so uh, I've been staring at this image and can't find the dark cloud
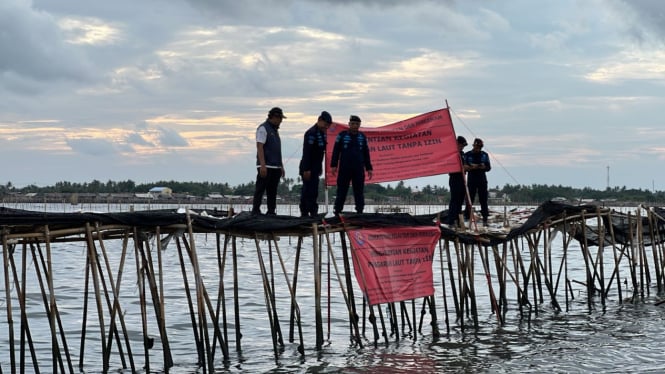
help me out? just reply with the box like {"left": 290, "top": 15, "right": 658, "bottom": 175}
{"left": 306, "top": 0, "right": 451, "bottom": 6}
{"left": 619, "top": 0, "right": 665, "bottom": 42}
{"left": 156, "top": 127, "right": 189, "bottom": 147}
{"left": 0, "top": 0, "right": 93, "bottom": 87}
{"left": 66, "top": 138, "right": 117, "bottom": 156}
{"left": 185, "top": 0, "right": 452, "bottom": 23}
{"left": 126, "top": 132, "right": 153, "bottom": 146}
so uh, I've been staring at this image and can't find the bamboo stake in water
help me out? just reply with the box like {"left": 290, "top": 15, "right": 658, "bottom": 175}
{"left": 321, "top": 224, "right": 363, "bottom": 347}
{"left": 288, "top": 236, "right": 303, "bottom": 344}
{"left": 85, "top": 223, "right": 108, "bottom": 368}
{"left": 132, "top": 227, "right": 150, "bottom": 372}
{"left": 2, "top": 234, "right": 16, "bottom": 372}
{"left": 272, "top": 233, "right": 305, "bottom": 354}
{"left": 29, "top": 241, "right": 69, "bottom": 372}
{"left": 312, "top": 223, "right": 324, "bottom": 349}
{"left": 103, "top": 231, "right": 136, "bottom": 372}
{"left": 437, "top": 240, "right": 451, "bottom": 336}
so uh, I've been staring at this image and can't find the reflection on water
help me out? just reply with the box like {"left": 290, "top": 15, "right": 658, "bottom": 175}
{"left": 1, "top": 204, "right": 665, "bottom": 373}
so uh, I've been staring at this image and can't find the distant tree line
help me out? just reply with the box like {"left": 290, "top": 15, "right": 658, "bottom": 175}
{"left": 1, "top": 179, "right": 664, "bottom": 204}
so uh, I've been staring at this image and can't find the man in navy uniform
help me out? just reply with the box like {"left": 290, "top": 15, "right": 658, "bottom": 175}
{"left": 464, "top": 138, "right": 491, "bottom": 225}
{"left": 330, "top": 115, "right": 373, "bottom": 215}
{"left": 299, "top": 111, "right": 332, "bottom": 217}
{"left": 445, "top": 135, "right": 468, "bottom": 226}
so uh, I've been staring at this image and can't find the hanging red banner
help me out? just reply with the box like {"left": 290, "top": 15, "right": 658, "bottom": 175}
{"left": 348, "top": 226, "right": 441, "bottom": 305}
{"left": 325, "top": 108, "right": 460, "bottom": 186}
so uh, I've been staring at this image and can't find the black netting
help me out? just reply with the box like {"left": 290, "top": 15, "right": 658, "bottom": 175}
{"left": 1, "top": 202, "right": 664, "bottom": 247}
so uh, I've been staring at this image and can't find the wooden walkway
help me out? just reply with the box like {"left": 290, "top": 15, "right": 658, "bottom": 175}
{"left": 0, "top": 202, "right": 664, "bottom": 372}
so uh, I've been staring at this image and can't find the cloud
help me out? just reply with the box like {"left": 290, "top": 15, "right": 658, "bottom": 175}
{"left": 0, "top": 0, "right": 93, "bottom": 86}
{"left": 617, "top": 0, "right": 665, "bottom": 43}
{"left": 58, "top": 17, "right": 122, "bottom": 45}
{"left": 125, "top": 132, "right": 153, "bottom": 146}
{"left": 66, "top": 137, "right": 118, "bottom": 156}
{"left": 156, "top": 126, "right": 189, "bottom": 147}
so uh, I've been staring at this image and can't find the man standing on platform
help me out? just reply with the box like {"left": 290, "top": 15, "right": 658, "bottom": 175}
{"left": 464, "top": 138, "right": 491, "bottom": 225}
{"left": 331, "top": 115, "right": 373, "bottom": 215}
{"left": 445, "top": 135, "right": 468, "bottom": 226}
{"left": 299, "top": 111, "right": 333, "bottom": 217}
{"left": 251, "top": 107, "right": 286, "bottom": 216}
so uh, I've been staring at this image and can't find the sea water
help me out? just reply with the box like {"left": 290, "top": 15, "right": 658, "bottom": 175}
{"left": 1, "top": 203, "right": 664, "bottom": 373}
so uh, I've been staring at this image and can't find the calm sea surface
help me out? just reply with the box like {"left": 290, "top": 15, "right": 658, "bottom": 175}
{"left": 1, "top": 203, "right": 665, "bottom": 373}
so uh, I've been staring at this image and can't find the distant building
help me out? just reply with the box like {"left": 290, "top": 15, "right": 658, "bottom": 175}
{"left": 135, "top": 193, "right": 154, "bottom": 200}
{"left": 149, "top": 187, "right": 173, "bottom": 198}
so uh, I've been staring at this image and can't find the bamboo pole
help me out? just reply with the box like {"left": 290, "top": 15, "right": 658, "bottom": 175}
{"left": 466, "top": 243, "right": 479, "bottom": 328}
{"left": 477, "top": 244, "right": 501, "bottom": 325}
{"left": 444, "top": 240, "right": 460, "bottom": 323}
{"left": 271, "top": 232, "right": 305, "bottom": 354}
{"left": 636, "top": 209, "right": 648, "bottom": 297}
{"left": 179, "top": 235, "right": 228, "bottom": 365}
{"left": 141, "top": 230, "right": 175, "bottom": 370}
{"left": 627, "top": 212, "right": 638, "bottom": 301}
{"left": 646, "top": 209, "right": 662, "bottom": 292}
{"left": 84, "top": 222, "right": 108, "bottom": 369}
{"left": 78, "top": 250, "right": 91, "bottom": 370}
{"left": 211, "top": 232, "right": 230, "bottom": 362}
{"left": 437, "top": 240, "right": 450, "bottom": 336}
{"left": 182, "top": 213, "right": 213, "bottom": 372}
{"left": 15, "top": 242, "right": 39, "bottom": 372}
{"left": 231, "top": 236, "right": 242, "bottom": 352}
{"left": 321, "top": 224, "right": 363, "bottom": 347}
{"left": 132, "top": 227, "right": 151, "bottom": 372}
{"left": 103, "top": 231, "right": 136, "bottom": 372}
{"left": 253, "top": 233, "right": 280, "bottom": 358}
{"left": 377, "top": 303, "right": 389, "bottom": 344}
{"left": 175, "top": 237, "right": 204, "bottom": 364}
{"left": 28, "top": 242, "right": 67, "bottom": 373}
{"left": 492, "top": 243, "right": 507, "bottom": 315}
{"left": 338, "top": 230, "right": 360, "bottom": 343}
{"left": 312, "top": 223, "right": 324, "bottom": 349}
{"left": 44, "top": 228, "right": 64, "bottom": 373}
{"left": 453, "top": 240, "right": 465, "bottom": 327}
{"left": 2, "top": 234, "right": 17, "bottom": 372}
{"left": 288, "top": 236, "right": 303, "bottom": 343}
{"left": 578, "top": 211, "right": 594, "bottom": 310}
{"left": 595, "top": 208, "right": 606, "bottom": 308}
{"left": 93, "top": 226, "right": 130, "bottom": 372}
{"left": 267, "top": 239, "right": 284, "bottom": 347}
{"left": 607, "top": 212, "right": 622, "bottom": 301}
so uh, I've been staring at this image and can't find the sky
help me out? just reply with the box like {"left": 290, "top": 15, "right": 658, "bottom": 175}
{"left": 2, "top": 0, "right": 665, "bottom": 192}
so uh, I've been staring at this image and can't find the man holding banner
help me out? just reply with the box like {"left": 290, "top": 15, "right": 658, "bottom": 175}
{"left": 330, "top": 115, "right": 373, "bottom": 215}
{"left": 444, "top": 135, "right": 469, "bottom": 226}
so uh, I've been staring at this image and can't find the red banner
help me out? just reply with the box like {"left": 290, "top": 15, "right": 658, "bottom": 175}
{"left": 325, "top": 108, "right": 460, "bottom": 186}
{"left": 348, "top": 226, "right": 441, "bottom": 305}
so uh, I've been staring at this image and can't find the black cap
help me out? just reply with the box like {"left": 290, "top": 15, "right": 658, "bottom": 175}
{"left": 457, "top": 136, "right": 468, "bottom": 146}
{"left": 349, "top": 115, "right": 361, "bottom": 123}
{"left": 268, "top": 107, "right": 286, "bottom": 119}
{"left": 319, "top": 111, "right": 332, "bottom": 124}
{"left": 473, "top": 138, "right": 483, "bottom": 146}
